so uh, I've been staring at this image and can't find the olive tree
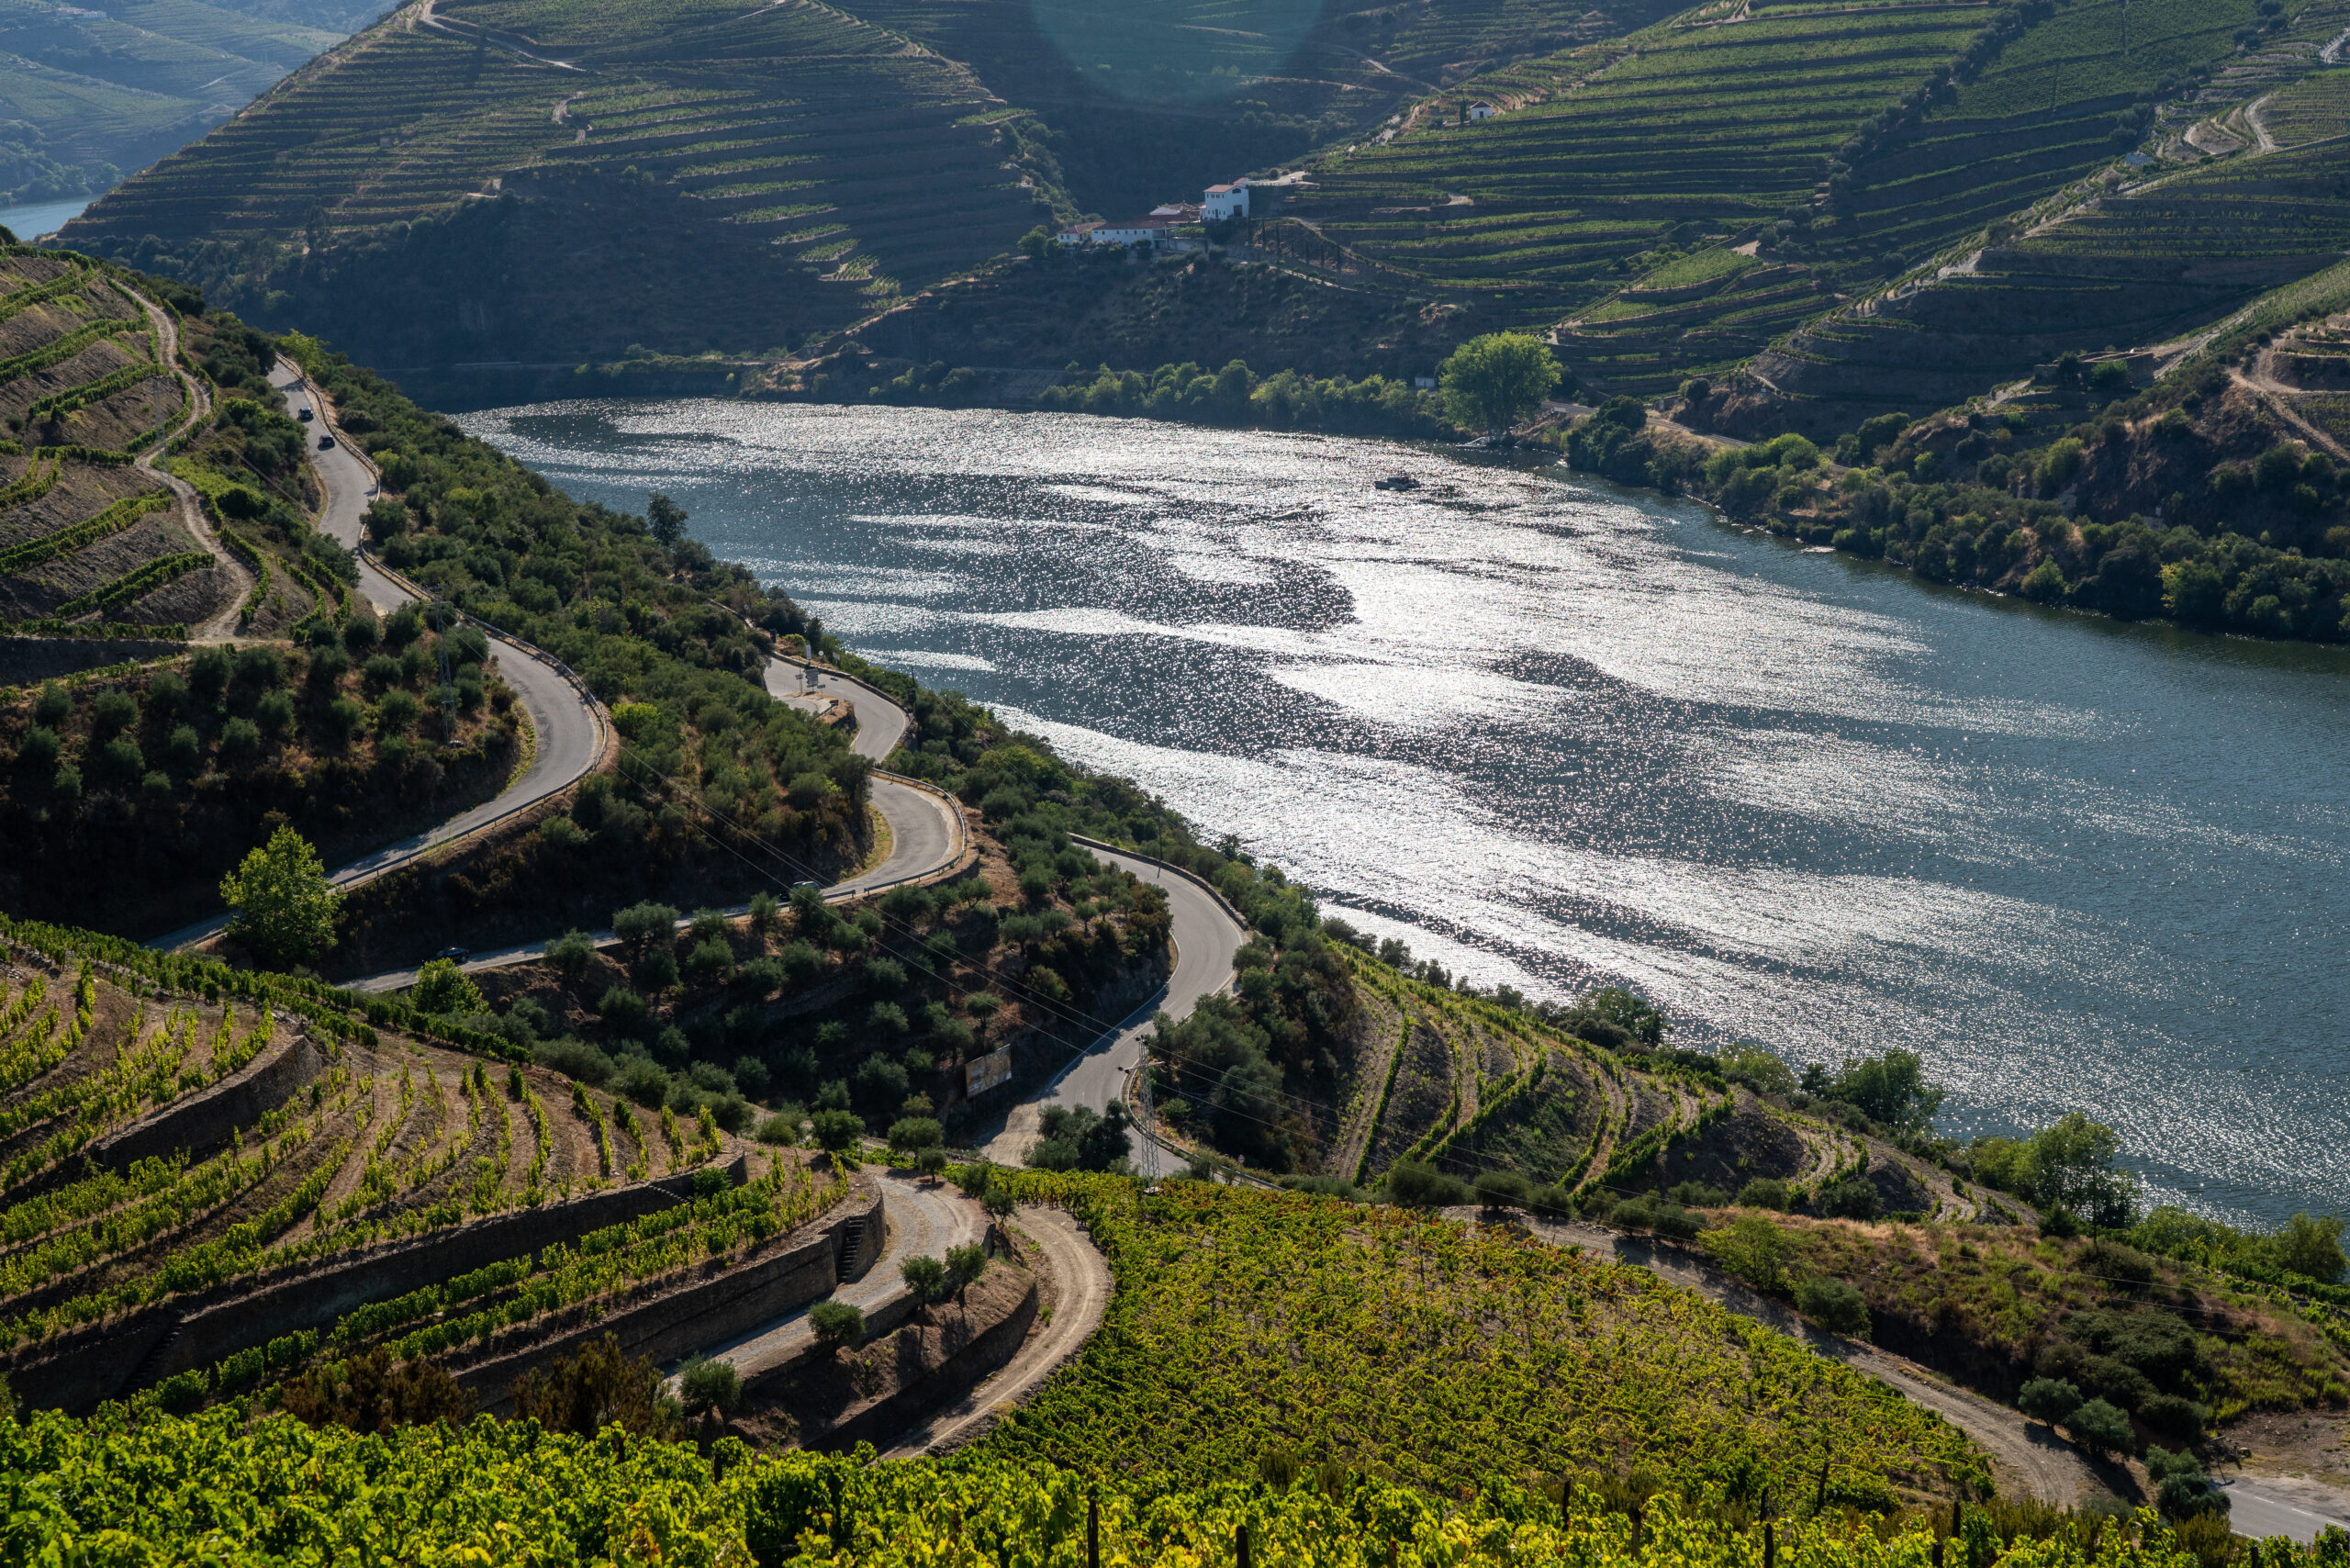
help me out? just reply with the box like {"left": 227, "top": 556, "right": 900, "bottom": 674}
{"left": 219, "top": 825, "right": 342, "bottom": 966}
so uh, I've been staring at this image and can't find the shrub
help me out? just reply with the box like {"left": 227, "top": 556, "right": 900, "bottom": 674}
{"left": 612, "top": 1054, "right": 668, "bottom": 1107}
{"left": 612, "top": 901, "right": 680, "bottom": 957}
{"left": 1795, "top": 1276, "right": 1869, "bottom": 1336}
{"left": 676, "top": 1354, "right": 741, "bottom": 1415}
{"left": 1474, "top": 1170, "right": 1531, "bottom": 1210}
{"left": 2066, "top": 1397, "right": 2134, "bottom": 1458}
{"left": 1818, "top": 1180, "right": 1879, "bottom": 1220}
{"left": 534, "top": 1036, "right": 614, "bottom": 1085}
{"left": 889, "top": 1116, "right": 945, "bottom": 1154}
{"left": 509, "top": 1334, "right": 678, "bottom": 1439}
{"left": 279, "top": 1347, "right": 474, "bottom": 1433}
{"left": 2139, "top": 1394, "right": 2209, "bottom": 1440}
{"left": 810, "top": 1108, "right": 863, "bottom": 1151}
{"left": 411, "top": 958, "right": 483, "bottom": 1017}
{"left": 1666, "top": 1181, "right": 1729, "bottom": 1209}
{"left": 1385, "top": 1159, "right": 1467, "bottom": 1207}
{"left": 682, "top": 938, "right": 734, "bottom": 987}
{"left": 598, "top": 987, "right": 650, "bottom": 1035}
{"left": 546, "top": 929, "right": 598, "bottom": 977}
{"left": 810, "top": 1299, "right": 864, "bottom": 1353}
{"left": 2018, "top": 1377, "right": 2083, "bottom": 1428}
{"left": 1737, "top": 1178, "right": 1791, "bottom": 1211}
{"left": 755, "top": 1111, "right": 803, "bottom": 1145}
{"left": 1701, "top": 1214, "right": 1793, "bottom": 1292}
{"left": 636, "top": 949, "right": 680, "bottom": 991}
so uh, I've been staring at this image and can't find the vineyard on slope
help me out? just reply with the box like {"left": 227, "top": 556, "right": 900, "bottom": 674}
{"left": 0, "top": 1408, "right": 2232, "bottom": 1567}
{"left": 976, "top": 1174, "right": 1990, "bottom": 1504}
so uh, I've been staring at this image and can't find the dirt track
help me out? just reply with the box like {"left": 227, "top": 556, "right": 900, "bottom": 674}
{"left": 881, "top": 1203, "right": 1113, "bottom": 1457}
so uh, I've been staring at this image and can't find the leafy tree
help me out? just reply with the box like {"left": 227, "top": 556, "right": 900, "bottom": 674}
{"left": 509, "top": 1334, "right": 679, "bottom": 1439}
{"left": 676, "top": 1354, "right": 741, "bottom": 1415}
{"left": 1701, "top": 1214, "right": 1793, "bottom": 1292}
{"left": 889, "top": 1115, "right": 945, "bottom": 1156}
{"left": 901, "top": 1254, "right": 949, "bottom": 1316}
{"left": 2147, "top": 1447, "right": 2229, "bottom": 1518}
{"left": 647, "top": 493, "right": 688, "bottom": 548}
{"left": 946, "top": 1241, "right": 990, "bottom": 1305}
{"left": 809, "top": 1299, "right": 864, "bottom": 1354}
{"left": 411, "top": 958, "right": 483, "bottom": 1017}
{"left": 1024, "top": 1103, "right": 1130, "bottom": 1171}
{"left": 2275, "top": 1212, "right": 2347, "bottom": 1283}
{"left": 1385, "top": 1159, "right": 1467, "bottom": 1207}
{"left": 612, "top": 902, "right": 679, "bottom": 958}
{"left": 2018, "top": 1377, "right": 2083, "bottom": 1428}
{"left": 1814, "top": 1049, "right": 1945, "bottom": 1136}
{"left": 1438, "top": 332, "right": 1561, "bottom": 436}
{"left": 1558, "top": 987, "right": 1666, "bottom": 1050}
{"left": 1818, "top": 1180, "right": 1880, "bottom": 1221}
{"left": 1794, "top": 1276, "right": 1869, "bottom": 1336}
{"left": 810, "top": 1108, "right": 863, "bottom": 1151}
{"left": 1474, "top": 1169, "right": 1531, "bottom": 1210}
{"left": 1737, "top": 1178, "right": 1791, "bottom": 1211}
{"left": 2066, "top": 1397, "right": 2134, "bottom": 1459}
{"left": 219, "top": 824, "right": 342, "bottom": 966}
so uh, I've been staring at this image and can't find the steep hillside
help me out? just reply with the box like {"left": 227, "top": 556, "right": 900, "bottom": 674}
{"left": 0, "top": 0, "right": 356, "bottom": 211}
{"left": 62, "top": 0, "right": 1051, "bottom": 366}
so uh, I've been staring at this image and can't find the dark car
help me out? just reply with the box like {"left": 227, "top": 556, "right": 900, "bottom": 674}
{"left": 297, "top": 408, "right": 313, "bottom": 423}
{"left": 318, "top": 434, "right": 335, "bottom": 450}
{"left": 431, "top": 946, "right": 470, "bottom": 964}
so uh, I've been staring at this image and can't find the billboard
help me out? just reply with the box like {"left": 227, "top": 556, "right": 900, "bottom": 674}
{"left": 966, "top": 1047, "right": 1013, "bottom": 1097}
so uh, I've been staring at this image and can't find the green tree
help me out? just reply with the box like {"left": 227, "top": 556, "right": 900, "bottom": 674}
{"left": 2066, "top": 1397, "right": 2134, "bottom": 1459}
{"left": 2018, "top": 1377, "right": 2083, "bottom": 1429}
{"left": 219, "top": 824, "right": 342, "bottom": 966}
{"left": 647, "top": 493, "right": 688, "bottom": 548}
{"left": 810, "top": 1108, "right": 863, "bottom": 1151}
{"left": 2275, "top": 1212, "right": 2347, "bottom": 1283}
{"left": 946, "top": 1241, "right": 990, "bottom": 1305}
{"left": 901, "top": 1254, "right": 949, "bottom": 1317}
{"left": 2025, "top": 1113, "right": 2137, "bottom": 1226}
{"left": 1794, "top": 1276, "right": 1869, "bottom": 1336}
{"left": 809, "top": 1299, "right": 863, "bottom": 1355}
{"left": 1438, "top": 332, "right": 1560, "bottom": 437}
{"left": 1818, "top": 1049, "right": 1945, "bottom": 1136}
{"left": 411, "top": 958, "right": 483, "bottom": 1017}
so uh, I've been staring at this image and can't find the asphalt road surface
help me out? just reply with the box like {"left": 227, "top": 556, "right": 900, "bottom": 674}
{"left": 975, "top": 845, "right": 1246, "bottom": 1177}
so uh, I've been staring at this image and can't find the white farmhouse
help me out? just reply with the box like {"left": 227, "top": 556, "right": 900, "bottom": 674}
{"left": 1467, "top": 100, "right": 1497, "bottom": 120}
{"left": 1203, "top": 182, "right": 1250, "bottom": 220}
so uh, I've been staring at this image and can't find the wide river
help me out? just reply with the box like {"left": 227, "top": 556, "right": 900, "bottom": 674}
{"left": 461, "top": 400, "right": 2350, "bottom": 1226}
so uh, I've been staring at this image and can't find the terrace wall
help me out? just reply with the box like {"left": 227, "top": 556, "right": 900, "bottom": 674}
{"left": 0, "top": 637, "right": 185, "bottom": 684}
{"left": 464, "top": 1185, "right": 883, "bottom": 1415}
{"left": 7, "top": 1154, "right": 753, "bottom": 1411}
{"left": 86, "top": 1027, "right": 323, "bottom": 1175}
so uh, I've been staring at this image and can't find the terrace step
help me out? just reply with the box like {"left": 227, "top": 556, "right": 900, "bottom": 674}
{"left": 833, "top": 1216, "right": 865, "bottom": 1281}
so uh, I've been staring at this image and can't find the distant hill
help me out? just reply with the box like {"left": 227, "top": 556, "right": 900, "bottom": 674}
{"left": 55, "top": 0, "right": 1653, "bottom": 371}
{"left": 0, "top": 0, "right": 362, "bottom": 211}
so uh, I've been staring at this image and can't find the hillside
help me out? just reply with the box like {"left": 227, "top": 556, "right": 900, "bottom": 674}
{"left": 56, "top": 0, "right": 1685, "bottom": 373}
{"left": 0, "top": 0, "right": 357, "bottom": 212}
{"left": 0, "top": 914, "right": 827, "bottom": 1417}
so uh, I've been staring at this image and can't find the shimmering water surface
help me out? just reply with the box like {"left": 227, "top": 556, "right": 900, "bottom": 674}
{"left": 459, "top": 400, "right": 2350, "bottom": 1226}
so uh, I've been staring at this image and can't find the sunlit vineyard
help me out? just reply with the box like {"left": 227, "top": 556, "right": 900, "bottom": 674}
{"left": 979, "top": 1175, "right": 1988, "bottom": 1504}
{"left": 0, "top": 920, "right": 841, "bottom": 1413}
{"left": 0, "top": 1408, "right": 2228, "bottom": 1566}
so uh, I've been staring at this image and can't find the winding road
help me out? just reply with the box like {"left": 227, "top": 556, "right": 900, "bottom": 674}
{"left": 146, "top": 368, "right": 616, "bottom": 952}
{"left": 975, "top": 839, "right": 1247, "bottom": 1178}
{"left": 133, "top": 293, "right": 249, "bottom": 643}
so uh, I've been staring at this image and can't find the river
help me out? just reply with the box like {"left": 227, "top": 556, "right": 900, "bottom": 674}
{"left": 458, "top": 399, "right": 2350, "bottom": 1227}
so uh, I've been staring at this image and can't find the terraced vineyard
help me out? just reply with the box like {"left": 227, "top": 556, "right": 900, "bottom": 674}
{"left": 1275, "top": 0, "right": 2003, "bottom": 389}
{"left": 984, "top": 1173, "right": 1989, "bottom": 1503}
{"left": 0, "top": 916, "right": 849, "bottom": 1416}
{"left": 1757, "top": 133, "right": 2350, "bottom": 420}
{"left": 63, "top": 0, "right": 1058, "bottom": 367}
{"left": 0, "top": 248, "right": 240, "bottom": 638}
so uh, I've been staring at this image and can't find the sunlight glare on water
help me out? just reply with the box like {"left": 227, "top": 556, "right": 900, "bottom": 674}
{"left": 459, "top": 399, "right": 2350, "bottom": 1226}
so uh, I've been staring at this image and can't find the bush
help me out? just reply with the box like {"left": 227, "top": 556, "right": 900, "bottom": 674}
{"left": 809, "top": 1300, "right": 864, "bottom": 1353}
{"left": 546, "top": 928, "right": 598, "bottom": 977}
{"left": 682, "top": 938, "right": 734, "bottom": 987}
{"left": 755, "top": 1110, "right": 804, "bottom": 1145}
{"left": 676, "top": 1354, "right": 741, "bottom": 1415}
{"left": 598, "top": 987, "right": 650, "bottom": 1035}
{"left": 410, "top": 958, "right": 483, "bottom": 1017}
{"left": 612, "top": 1054, "right": 668, "bottom": 1107}
{"left": 1385, "top": 1159, "right": 1468, "bottom": 1207}
{"left": 1818, "top": 1180, "right": 1879, "bottom": 1220}
{"left": 1666, "top": 1181, "right": 1730, "bottom": 1209}
{"left": 1474, "top": 1170, "right": 1532, "bottom": 1210}
{"left": 1795, "top": 1276, "right": 1870, "bottom": 1336}
{"left": 509, "top": 1334, "right": 677, "bottom": 1439}
{"left": 2018, "top": 1377, "right": 2084, "bottom": 1428}
{"left": 2140, "top": 1394, "right": 2210, "bottom": 1440}
{"left": 2066, "top": 1397, "right": 2135, "bottom": 1458}
{"left": 1737, "top": 1178, "right": 1791, "bottom": 1211}
{"left": 810, "top": 1108, "right": 864, "bottom": 1151}
{"left": 889, "top": 1116, "right": 945, "bottom": 1154}
{"left": 612, "top": 901, "right": 680, "bottom": 957}
{"left": 534, "top": 1036, "right": 614, "bottom": 1085}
